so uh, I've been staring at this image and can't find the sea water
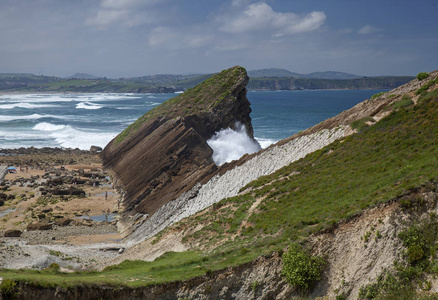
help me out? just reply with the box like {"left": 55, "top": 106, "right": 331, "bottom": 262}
{"left": 0, "top": 90, "right": 386, "bottom": 150}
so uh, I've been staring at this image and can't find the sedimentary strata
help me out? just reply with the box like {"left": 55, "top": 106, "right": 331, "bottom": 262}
{"left": 102, "top": 66, "right": 256, "bottom": 231}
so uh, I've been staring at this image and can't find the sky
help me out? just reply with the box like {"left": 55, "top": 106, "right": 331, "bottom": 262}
{"left": 1, "top": 0, "right": 437, "bottom": 78}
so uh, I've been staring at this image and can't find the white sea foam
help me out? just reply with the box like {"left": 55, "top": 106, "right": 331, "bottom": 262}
{"left": 76, "top": 102, "right": 103, "bottom": 110}
{"left": 0, "top": 102, "right": 59, "bottom": 109}
{"left": 48, "top": 126, "right": 116, "bottom": 149}
{"left": 145, "top": 101, "right": 161, "bottom": 106}
{"left": 0, "top": 114, "right": 58, "bottom": 122}
{"left": 256, "top": 137, "right": 277, "bottom": 149}
{"left": 33, "top": 122, "right": 66, "bottom": 131}
{"left": 207, "top": 122, "right": 261, "bottom": 166}
{"left": 79, "top": 93, "right": 140, "bottom": 102}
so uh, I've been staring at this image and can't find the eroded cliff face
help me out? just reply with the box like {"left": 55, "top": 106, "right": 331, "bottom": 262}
{"left": 101, "top": 66, "right": 254, "bottom": 228}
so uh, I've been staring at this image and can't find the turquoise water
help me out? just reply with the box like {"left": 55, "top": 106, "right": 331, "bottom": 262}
{"left": 0, "top": 90, "right": 386, "bottom": 149}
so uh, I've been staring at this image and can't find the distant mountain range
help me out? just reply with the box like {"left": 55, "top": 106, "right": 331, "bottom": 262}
{"left": 247, "top": 68, "right": 361, "bottom": 79}
{"left": 67, "top": 69, "right": 364, "bottom": 80}
{"left": 0, "top": 69, "right": 414, "bottom": 93}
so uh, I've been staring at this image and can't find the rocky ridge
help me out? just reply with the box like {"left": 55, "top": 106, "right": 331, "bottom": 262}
{"left": 101, "top": 66, "right": 255, "bottom": 235}
{"left": 125, "top": 126, "right": 347, "bottom": 244}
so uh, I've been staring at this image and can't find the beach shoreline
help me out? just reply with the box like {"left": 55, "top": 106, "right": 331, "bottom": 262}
{"left": 0, "top": 147, "right": 123, "bottom": 270}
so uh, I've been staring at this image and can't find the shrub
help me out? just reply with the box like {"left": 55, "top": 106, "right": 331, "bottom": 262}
{"left": 281, "top": 244, "right": 325, "bottom": 291}
{"left": 392, "top": 95, "right": 414, "bottom": 110}
{"left": 350, "top": 117, "right": 375, "bottom": 132}
{"left": 45, "top": 263, "right": 60, "bottom": 272}
{"left": 0, "top": 279, "right": 18, "bottom": 299}
{"left": 417, "top": 72, "right": 430, "bottom": 81}
{"left": 371, "top": 92, "right": 386, "bottom": 99}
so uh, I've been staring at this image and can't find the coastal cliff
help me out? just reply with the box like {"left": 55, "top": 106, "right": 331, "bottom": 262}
{"left": 2, "top": 69, "right": 438, "bottom": 300}
{"left": 101, "top": 66, "right": 255, "bottom": 233}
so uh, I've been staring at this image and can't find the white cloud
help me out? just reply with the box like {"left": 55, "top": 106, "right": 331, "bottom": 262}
{"left": 219, "top": 2, "right": 326, "bottom": 36}
{"left": 358, "top": 25, "right": 380, "bottom": 34}
{"left": 230, "top": 0, "right": 252, "bottom": 7}
{"left": 86, "top": 0, "right": 165, "bottom": 28}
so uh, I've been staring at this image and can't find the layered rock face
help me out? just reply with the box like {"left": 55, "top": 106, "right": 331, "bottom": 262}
{"left": 101, "top": 66, "right": 254, "bottom": 222}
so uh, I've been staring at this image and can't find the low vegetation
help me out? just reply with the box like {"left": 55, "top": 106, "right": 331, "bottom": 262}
{"left": 114, "top": 66, "right": 247, "bottom": 144}
{"left": 359, "top": 213, "right": 438, "bottom": 299}
{"left": 282, "top": 244, "right": 325, "bottom": 291}
{"left": 1, "top": 78, "right": 437, "bottom": 296}
{"left": 417, "top": 72, "right": 430, "bottom": 81}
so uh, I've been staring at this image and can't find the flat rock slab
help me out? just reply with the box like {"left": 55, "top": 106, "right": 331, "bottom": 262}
{"left": 4, "top": 229, "right": 22, "bottom": 237}
{"left": 27, "top": 222, "right": 53, "bottom": 231}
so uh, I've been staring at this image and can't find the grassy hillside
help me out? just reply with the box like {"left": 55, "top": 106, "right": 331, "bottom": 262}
{"left": 1, "top": 77, "right": 438, "bottom": 294}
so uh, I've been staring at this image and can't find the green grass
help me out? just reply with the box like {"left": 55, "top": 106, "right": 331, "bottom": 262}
{"left": 113, "top": 66, "right": 247, "bottom": 144}
{"left": 392, "top": 95, "right": 414, "bottom": 110}
{"left": 1, "top": 85, "right": 438, "bottom": 291}
{"left": 241, "top": 90, "right": 438, "bottom": 242}
{"left": 351, "top": 116, "right": 375, "bottom": 131}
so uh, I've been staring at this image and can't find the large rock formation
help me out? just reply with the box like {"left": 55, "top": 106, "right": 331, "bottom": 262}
{"left": 101, "top": 66, "right": 254, "bottom": 223}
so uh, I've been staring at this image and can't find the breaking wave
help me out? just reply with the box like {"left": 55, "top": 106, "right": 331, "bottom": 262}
{"left": 76, "top": 102, "right": 103, "bottom": 110}
{"left": 207, "top": 122, "right": 261, "bottom": 166}
{"left": 33, "top": 122, "right": 66, "bottom": 131}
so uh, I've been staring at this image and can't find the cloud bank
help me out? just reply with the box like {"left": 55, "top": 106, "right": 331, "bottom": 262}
{"left": 218, "top": 2, "right": 326, "bottom": 37}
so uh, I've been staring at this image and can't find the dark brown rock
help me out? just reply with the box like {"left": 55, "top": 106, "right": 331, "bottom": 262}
{"left": 90, "top": 145, "right": 103, "bottom": 153}
{"left": 55, "top": 218, "right": 72, "bottom": 226}
{"left": 102, "top": 66, "right": 255, "bottom": 218}
{"left": 4, "top": 229, "right": 22, "bottom": 237}
{"left": 27, "top": 222, "right": 53, "bottom": 231}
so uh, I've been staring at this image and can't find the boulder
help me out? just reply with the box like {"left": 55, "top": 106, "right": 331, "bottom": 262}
{"left": 90, "top": 145, "right": 103, "bottom": 153}
{"left": 27, "top": 222, "right": 53, "bottom": 231}
{"left": 4, "top": 229, "right": 22, "bottom": 237}
{"left": 102, "top": 66, "right": 256, "bottom": 220}
{"left": 55, "top": 218, "right": 72, "bottom": 226}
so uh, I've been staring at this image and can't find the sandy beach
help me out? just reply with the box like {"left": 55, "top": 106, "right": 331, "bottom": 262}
{"left": 0, "top": 148, "right": 124, "bottom": 270}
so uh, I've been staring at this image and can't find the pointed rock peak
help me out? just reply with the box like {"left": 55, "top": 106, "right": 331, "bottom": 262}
{"left": 101, "top": 66, "right": 256, "bottom": 233}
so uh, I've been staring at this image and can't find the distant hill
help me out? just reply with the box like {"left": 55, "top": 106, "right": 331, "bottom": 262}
{"left": 247, "top": 68, "right": 299, "bottom": 78}
{"left": 66, "top": 73, "right": 100, "bottom": 79}
{"left": 304, "top": 71, "right": 361, "bottom": 79}
{"left": 248, "top": 68, "right": 361, "bottom": 79}
{"left": 0, "top": 69, "right": 414, "bottom": 93}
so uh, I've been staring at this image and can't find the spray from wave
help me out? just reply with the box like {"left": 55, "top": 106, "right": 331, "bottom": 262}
{"left": 207, "top": 122, "right": 262, "bottom": 166}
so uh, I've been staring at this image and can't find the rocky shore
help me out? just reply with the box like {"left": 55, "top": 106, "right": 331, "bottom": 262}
{"left": 0, "top": 147, "right": 124, "bottom": 270}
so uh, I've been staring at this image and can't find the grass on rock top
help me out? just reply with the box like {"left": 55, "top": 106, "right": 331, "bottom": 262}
{"left": 114, "top": 66, "right": 247, "bottom": 144}
{"left": 1, "top": 85, "right": 438, "bottom": 288}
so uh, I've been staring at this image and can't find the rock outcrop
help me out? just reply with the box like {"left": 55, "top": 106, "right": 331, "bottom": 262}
{"left": 101, "top": 66, "right": 255, "bottom": 230}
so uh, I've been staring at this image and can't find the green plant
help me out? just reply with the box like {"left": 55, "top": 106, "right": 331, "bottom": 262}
{"left": 392, "top": 95, "right": 413, "bottom": 110}
{"left": 371, "top": 92, "right": 386, "bottom": 99}
{"left": 45, "top": 263, "right": 60, "bottom": 272}
{"left": 336, "top": 294, "right": 347, "bottom": 300}
{"left": 251, "top": 280, "right": 259, "bottom": 292}
{"left": 417, "top": 72, "right": 430, "bottom": 81}
{"left": 0, "top": 279, "right": 18, "bottom": 299}
{"left": 416, "top": 77, "right": 438, "bottom": 95}
{"left": 350, "top": 116, "right": 375, "bottom": 132}
{"left": 281, "top": 244, "right": 325, "bottom": 291}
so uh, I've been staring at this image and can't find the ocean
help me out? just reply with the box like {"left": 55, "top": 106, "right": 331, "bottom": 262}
{"left": 0, "top": 90, "right": 386, "bottom": 150}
